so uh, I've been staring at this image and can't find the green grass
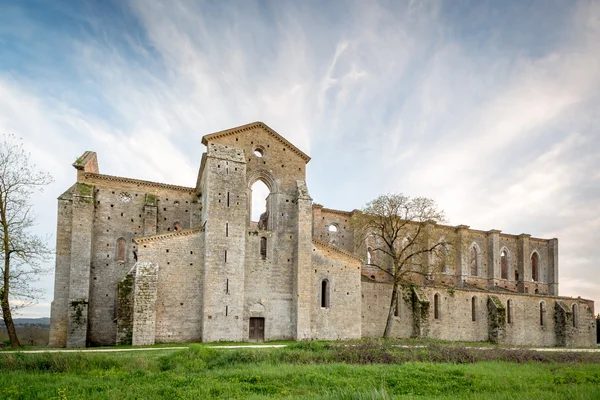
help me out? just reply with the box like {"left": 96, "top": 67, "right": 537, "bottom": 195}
{"left": 1, "top": 341, "right": 600, "bottom": 399}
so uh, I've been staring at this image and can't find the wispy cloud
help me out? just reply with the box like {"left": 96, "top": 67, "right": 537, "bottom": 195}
{"left": 0, "top": 0, "right": 598, "bottom": 316}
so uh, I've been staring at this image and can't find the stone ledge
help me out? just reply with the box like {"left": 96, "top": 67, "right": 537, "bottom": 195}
{"left": 134, "top": 228, "right": 203, "bottom": 244}
{"left": 312, "top": 238, "right": 363, "bottom": 263}
{"left": 83, "top": 173, "right": 196, "bottom": 193}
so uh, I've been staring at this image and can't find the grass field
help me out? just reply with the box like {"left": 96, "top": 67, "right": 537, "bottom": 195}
{"left": 1, "top": 340, "right": 600, "bottom": 399}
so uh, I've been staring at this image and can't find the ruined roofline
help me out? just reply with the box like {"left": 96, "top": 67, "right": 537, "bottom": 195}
{"left": 82, "top": 172, "right": 196, "bottom": 193}
{"left": 317, "top": 204, "right": 552, "bottom": 242}
{"left": 313, "top": 204, "right": 355, "bottom": 217}
{"left": 312, "top": 238, "right": 364, "bottom": 263}
{"left": 134, "top": 227, "right": 203, "bottom": 244}
{"left": 201, "top": 121, "right": 311, "bottom": 163}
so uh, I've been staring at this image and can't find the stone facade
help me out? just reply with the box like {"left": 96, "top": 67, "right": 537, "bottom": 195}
{"left": 49, "top": 122, "right": 596, "bottom": 347}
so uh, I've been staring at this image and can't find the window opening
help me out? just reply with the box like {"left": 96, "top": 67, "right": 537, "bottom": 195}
{"left": 226, "top": 223, "right": 229, "bottom": 237}
{"left": 394, "top": 295, "right": 400, "bottom": 317}
{"left": 367, "top": 247, "right": 373, "bottom": 264}
{"left": 470, "top": 245, "right": 479, "bottom": 276}
{"left": 260, "top": 237, "right": 267, "bottom": 259}
{"left": 572, "top": 303, "right": 578, "bottom": 328}
{"left": 471, "top": 297, "right": 477, "bottom": 321}
{"left": 254, "top": 148, "right": 264, "bottom": 157}
{"left": 328, "top": 224, "right": 338, "bottom": 233}
{"left": 540, "top": 301, "right": 546, "bottom": 326}
{"left": 117, "top": 238, "right": 126, "bottom": 262}
{"left": 227, "top": 192, "right": 230, "bottom": 207}
{"left": 226, "top": 306, "right": 228, "bottom": 316}
{"left": 500, "top": 249, "right": 508, "bottom": 279}
{"left": 531, "top": 252, "right": 539, "bottom": 282}
{"left": 507, "top": 300, "right": 513, "bottom": 324}
{"left": 224, "top": 250, "right": 227, "bottom": 263}
{"left": 226, "top": 279, "right": 229, "bottom": 294}
{"left": 321, "top": 280, "right": 330, "bottom": 308}
{"left": 251, "top": 180, "right": 270, "bottom": 223}
{"left": 434, "top": 294, "right": 441, "bottom": 319}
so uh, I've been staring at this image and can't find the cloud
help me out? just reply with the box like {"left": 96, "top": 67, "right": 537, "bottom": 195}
{"left": 0, "top": 0, "right": 599, "bottom": 318}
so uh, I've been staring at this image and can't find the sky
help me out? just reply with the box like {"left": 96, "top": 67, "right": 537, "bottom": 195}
{"left": 0, "top": 0, "right": 598, "bottom": 318}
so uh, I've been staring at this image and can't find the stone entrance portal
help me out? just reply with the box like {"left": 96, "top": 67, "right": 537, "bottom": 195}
{"left": 249, "top": 317, "right": 265, "bottom": 341}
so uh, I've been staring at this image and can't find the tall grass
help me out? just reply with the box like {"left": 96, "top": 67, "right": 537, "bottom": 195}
{"left": 1, "top": 340, "right": 600, "bottom": 399}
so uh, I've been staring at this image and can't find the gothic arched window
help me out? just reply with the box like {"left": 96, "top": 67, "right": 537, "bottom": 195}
{"left": 470, "top": 244, "right": 479, "bottom": 276}
{"left": 531, "top": 252, "right": 539, "bottom": 282}
{"left": 500, "top": 249, "right": 508, "bottom": 280}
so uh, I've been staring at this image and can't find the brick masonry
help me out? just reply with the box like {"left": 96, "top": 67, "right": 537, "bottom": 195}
{"left": 49, "top": 122, "right": 596, "bottom": 347}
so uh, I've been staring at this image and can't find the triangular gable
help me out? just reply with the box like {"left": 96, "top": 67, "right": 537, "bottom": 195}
{"left": 201, "top": 121, "right": 311, "bottom": 163}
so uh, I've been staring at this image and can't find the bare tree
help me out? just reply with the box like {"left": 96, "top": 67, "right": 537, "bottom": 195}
{"left": 0, "top": 135, "right": 53, "bottom": 347}
{"left": 353, "top": 193, "right": 447, "bottom": 338}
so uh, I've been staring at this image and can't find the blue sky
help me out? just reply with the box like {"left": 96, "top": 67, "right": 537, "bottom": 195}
{"left": 1, "top": 0, "right": 599, "bottom": 318}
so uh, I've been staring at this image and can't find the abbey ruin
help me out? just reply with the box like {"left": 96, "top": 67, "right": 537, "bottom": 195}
{"left": 49, "top": 122, "right": 596, "bottom": 347}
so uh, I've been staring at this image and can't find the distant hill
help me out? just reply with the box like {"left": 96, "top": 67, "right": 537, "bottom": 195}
{"left": 1, "top": 317, "right": 50, "bottom": 326}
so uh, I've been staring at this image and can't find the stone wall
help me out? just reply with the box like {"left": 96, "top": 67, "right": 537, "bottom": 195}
{"left": 310, "top": 241, "right": 362, "bottom": 340}
{"left": 312, "top": 206, "right": 354, "bottom": 254}
{"left": 361, "top": 282, "right": 595, "bottom": 346}
{"left": 135, "top": 230, "right": 204, "bottom": 343}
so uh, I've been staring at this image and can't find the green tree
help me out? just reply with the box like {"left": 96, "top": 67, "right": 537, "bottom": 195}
{"left": 353, "top": 193, "right": 448, "bottom": 338}
{"left": 0, "top": 135, "right": 53, "bottom": 347}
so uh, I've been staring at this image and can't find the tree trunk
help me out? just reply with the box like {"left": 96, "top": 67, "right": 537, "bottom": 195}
{"left": 383, "top": 282, "right": 399, "bottom": 338}
{"left": 2, "top": 244, "right": 20, "bottom": 347}
{"left": 1, "top": 289, "right": 20, "bottom": 348}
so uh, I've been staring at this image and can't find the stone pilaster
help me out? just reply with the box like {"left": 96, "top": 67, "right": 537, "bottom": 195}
{"left": 455, "top": 225, "right": 470, "bottom": 285}
{"left": 548, "top": 239, "right": 559, "bottom": 295}
{"left": 143, "top": 194, "right": 157, "bottom": 236}
{"left": 48, "top": 192, "right": 73, "bottom": 347}
{"left": 132, "top": 262, "right": 158, "bottom": 346}
{"left": 517, "top": 234, "right": 530, "bottom": 293}
{"left": 487, "top": 230, "right": 501, "bottom": 288}
{"left": 294, "top": 180, "right": 313, "bottom": 340}
{"left": 66, "top": 183, "right": 94, "bottom": 348}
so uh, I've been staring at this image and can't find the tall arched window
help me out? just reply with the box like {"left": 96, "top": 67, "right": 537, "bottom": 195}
{"left": 572, "top": 303, "right": 578, "bottom": 328}
{"left": 500, "top": 249, "right": 508, "bottom": 280}
{"left": 321, "top": 280, "right": 330, "bottom": 308}
{"left": 260, "top": 237, "right": 267, "bottom": 259}
{"left": 507, "top": 300, "right": 513, "bottom": 324}
{"left": 251, "top": 179, "right": 270, "bottom": 223}
{"left": 434, "top": 293, "right": 441, "bottom": 320}
{"left": 539, "top": 301, "right": 546, "bottom": 327}
{"left": 471, "top": 296, "right": 477, "bottom": 322}
{"left": 531, "top": 252, "right": 539, "bottom": 282}
{"left": 470, "top": 244, "right": 479, "bottom": 276}
{"left": 367, "top": 247, "right": 374, "bottom": 265}
{"left": 439, "top": 244, "right": 449, "bottom": 273}
{"left": 117, "top": 237, "right": 126, "bottom": 262}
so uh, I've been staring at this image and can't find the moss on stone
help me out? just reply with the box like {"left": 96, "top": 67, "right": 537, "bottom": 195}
{"left": 76, "top": 182, "right": 93, "bottom": 197}
{"left": 145, "top": 193, "right": 157, "bottom": 206}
